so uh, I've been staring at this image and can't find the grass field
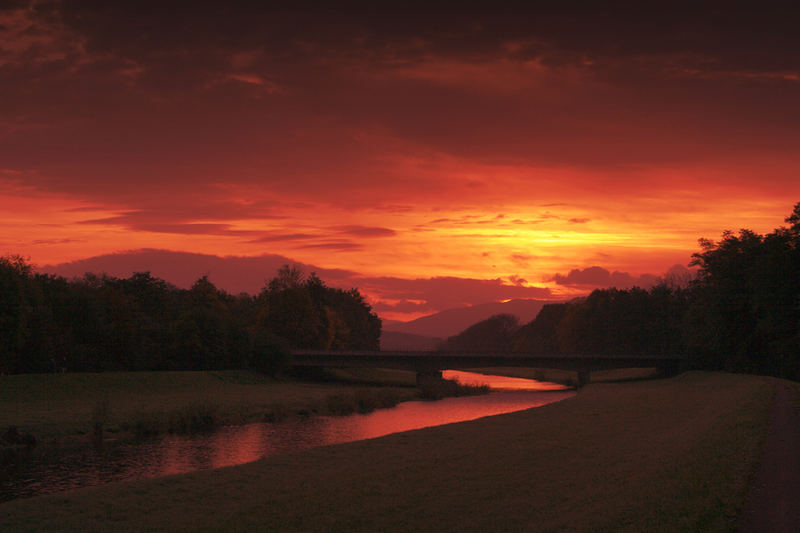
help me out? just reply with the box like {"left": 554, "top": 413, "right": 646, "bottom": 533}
{"left": 0, "top": 369, "right": 419, "bottom": 441}
{"left": 0, "top": 372, "right": 774, "bottom": 531}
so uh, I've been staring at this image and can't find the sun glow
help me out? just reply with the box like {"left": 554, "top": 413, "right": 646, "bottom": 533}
{"left": 2, "top": 3, "right": 799, "bottom": 320}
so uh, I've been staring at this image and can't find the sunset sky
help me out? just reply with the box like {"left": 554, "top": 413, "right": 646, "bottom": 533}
{"left": 2, "top": 3, "right": 799, "bottom": 321}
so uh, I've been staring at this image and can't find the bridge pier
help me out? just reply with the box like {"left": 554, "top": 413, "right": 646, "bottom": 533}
{"left": 416, "top": 370, "right": 444, "bottom": 388}
{"left": 576, "top": 370, "right": 591, "bottom": 389}
{"left": 660, "top": 359, "right": 684, "bottom": 378}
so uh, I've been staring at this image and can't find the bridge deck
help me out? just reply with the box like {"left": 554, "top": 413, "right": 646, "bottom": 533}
{"left": 290, "top": 350, "right": 686, "bottom": 373}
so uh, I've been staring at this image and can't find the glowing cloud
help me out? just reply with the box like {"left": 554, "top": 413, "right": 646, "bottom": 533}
{"left": 3, "top": 4, "right": 800, "bottom": 320}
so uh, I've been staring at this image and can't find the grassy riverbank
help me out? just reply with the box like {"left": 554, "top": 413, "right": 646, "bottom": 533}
{"left": 0, "top": 372, "right": 774, "bottom": 531}
{"left": 0, "top": 370, "right": 419, "bottom": 442}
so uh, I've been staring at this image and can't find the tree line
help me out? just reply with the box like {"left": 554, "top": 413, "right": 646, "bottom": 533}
{"left": 0, "top": 263, "right": 380, "bottom": 374}
{"left": 443, "top": 203, "right": 800, "bottom": 381}
{"left": 3, "top": 204, "right": 798, "bottom": 380}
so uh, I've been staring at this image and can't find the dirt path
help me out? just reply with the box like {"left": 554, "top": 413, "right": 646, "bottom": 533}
{"left": 740, "top": 383, "right": 800, "bottom": 532}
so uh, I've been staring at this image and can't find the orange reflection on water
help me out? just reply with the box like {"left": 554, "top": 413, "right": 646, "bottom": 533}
{"left": 442, "top": 369, "right": 569, "bottom": 391}
{"left": 316, "top": 389, "right": 576, "bottom": 445}
{"left": 209, "top": 423, "right": 266, "bottom": 469}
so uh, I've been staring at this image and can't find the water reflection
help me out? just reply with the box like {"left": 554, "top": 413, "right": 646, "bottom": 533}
{"left": 2, "top": 374, "right": 574, "bottom": 502}
{"left": 442, "top": 369, "right": 569, "bottom": 391}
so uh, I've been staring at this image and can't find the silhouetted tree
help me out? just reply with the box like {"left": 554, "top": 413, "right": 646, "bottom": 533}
{"left": 0, "top": 255, "right": 35, "bottom": 372}
{"left": 259, "top": 266, "right": 381, "bottom": 351}
{"left": 513, "top": 303, "right": 569, "bottom": 354}
{"left": 0, "top": 259, "right": 380, "bottom": 374}
{"left": 508, "top": 202, "right": 799, "bottom": 379}
{"left": 686, "top": 203, "right": 800, "bottom": 378}
{"left": 442, "top": 314, "right": 520, "bottom": 352}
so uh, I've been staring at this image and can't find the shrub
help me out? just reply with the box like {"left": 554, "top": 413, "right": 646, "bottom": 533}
{"left": 376, "top": 389, "right": 401, "bottom": 409}
{"left": 419, "top": 378, "right": 490, "bottom": 400}
{"left": 168, "top": 401, "right": 219, "bottom": 433}
{"left": 90, "top": 395, "right": 110, "bottom": 436}
{"left": 354, "top": 389, "right": 376, "bottom": 413}
{"left": 122, "top": 410, "right": 165, "bottom": 439}
{"left": 325, "top": 393, "right": 357, "bottom": 416}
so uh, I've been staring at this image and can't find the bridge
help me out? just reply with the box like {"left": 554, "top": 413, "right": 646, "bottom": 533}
{"left": 289, "top": 350, "right": 687, "bottom": 388}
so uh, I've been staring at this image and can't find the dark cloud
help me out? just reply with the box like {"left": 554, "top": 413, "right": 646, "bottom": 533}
{"left": 510, "top": 254, "right": 535, "bottom": 267}
{"left": 39, "top": 249, "right": 357, "bottom": 295}
{"left": 551, "top": 266, "right": 660, "bottom": 289}
{"left": 334, "top": 225, "right": 396, "bottom": 237}
{"left": 78, "top": 219, "right": 257, "bottom": 237}
{"left": 508, "top": 275, "right": 528, "bottom": 286}
{"left": 4, "top": 3, "right": 800, "bottom": 302}
{"left": 358, "top": 275, "right": 552, "bottom": 310}
{"left": 40, "top": 249, "right": 555, "bottom": 316}
{"left": 31, "top": 238, "right": 81, "bottom": 245}
{"left": 4, "top": 2, "right": 799, "bottom": 211}
{"left": 295, "top": 241, "right": 363, "bottom": 251}
{"left": 75, "top": 202, "right": 283, "bottom": 225}
{"left": 371, "top": 300, "right": 432, "bottom": 314}
{"left": 247, "top": 233, "right": 318, "bottom": 243}
{"left": 135, "top": 224, "right": 259, "bottom": 236}
{"left": 65, "top": 206, "right": 111, "bottom": 213}
{"left": 68, "top": 202, "right": 289, "bottom": 237}
{"left": 47, "top": 4, "right": 800, "bottom": 75}
{"left": 662, "top": 264, "right": 697, "bottom": 288}
{"left": 71, "top": 206, "right": 395, "bottom": 243}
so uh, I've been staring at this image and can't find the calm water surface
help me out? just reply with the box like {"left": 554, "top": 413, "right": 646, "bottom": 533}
{"left": 1, "top": 370, "right": 574, "bottom": 501}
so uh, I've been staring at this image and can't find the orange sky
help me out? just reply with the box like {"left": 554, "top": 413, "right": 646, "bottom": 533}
{"left": 2, "top": 4, "right": 799, "bottom": 320}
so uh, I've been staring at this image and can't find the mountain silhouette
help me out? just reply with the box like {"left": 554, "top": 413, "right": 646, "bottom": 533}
{"left": 382, "top": 298, "right": 557, "bottom": 339}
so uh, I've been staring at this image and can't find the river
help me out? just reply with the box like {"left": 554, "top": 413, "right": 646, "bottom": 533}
{"left": 1, "top": 370, "right": 574, "bottom": 501}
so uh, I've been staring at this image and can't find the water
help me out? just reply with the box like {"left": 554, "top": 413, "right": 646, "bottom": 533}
{"left": 442, "top": 369, "right": 569, "bottom": 391}
{"left": 1, "top": 371, "right": 574, "bottom": 501}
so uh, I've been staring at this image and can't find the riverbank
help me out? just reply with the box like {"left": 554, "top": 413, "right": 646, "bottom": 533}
{"left": 0, "top": 368, "right": 491, "bottom": 455}
{"left": 0, "top": 372, "right": 777, "bottom": 531}
{"left": 0, "top": 370, "right": 421, "bottom": 445}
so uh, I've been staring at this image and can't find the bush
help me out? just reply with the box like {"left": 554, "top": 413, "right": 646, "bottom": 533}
{"left": 169, "top": 401, "right": 219, "bottom": 433}
{"left": 324, "top": 389, "right": 403, "bottom": 416}
{"left": 122, "top": 410, "right": 165, "bottom": 439}
{"left": 325, "top": 393, "right": 357, "bottom": 416}
{"left": 354, "top": 389, "right": 378, "bottom": 413}
{"left": 418, "top": 378, "right": 490, "bottom": 400}
{"left": 376, "top": 389, "right": 401, "bottom": 409}
{"left": 122, "top": 401, "right": 220, "bottom": 439}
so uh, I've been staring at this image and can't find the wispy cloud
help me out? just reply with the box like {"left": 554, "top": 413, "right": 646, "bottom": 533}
{"left": 334, "top": 225, "right": 396, "bottom": 237}
{"left": 3, "top": 4, "right": 800, "bottom": 302}
{"left": 248, "top": 233, "right": 319, "bottom": 243}
{"left": 32, "top": 238, "right": 82, "bottom": 245}
{"left": 296, "top": 241, "right": 363, "bottom": 251}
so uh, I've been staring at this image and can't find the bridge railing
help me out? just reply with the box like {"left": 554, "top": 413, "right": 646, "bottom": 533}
{"left": 289, "top": 349, "right": 687, "bottom": 373}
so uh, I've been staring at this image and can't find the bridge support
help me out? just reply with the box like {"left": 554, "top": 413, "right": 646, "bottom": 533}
{"left": 416, "top": 370, "right": 444, "bottom": 388}
{"left": 660, "top": 360, "right": 684, "bottom": 378}
{"left": 576, "top": 370, "right": 591, "bottom": 389}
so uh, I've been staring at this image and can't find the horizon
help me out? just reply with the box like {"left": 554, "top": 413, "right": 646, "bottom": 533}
{"left": 3, "top": 4, "right": 799, "bottom": 321}
{"left": 35, "top": 247, "right": 690, "bottom": 323}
